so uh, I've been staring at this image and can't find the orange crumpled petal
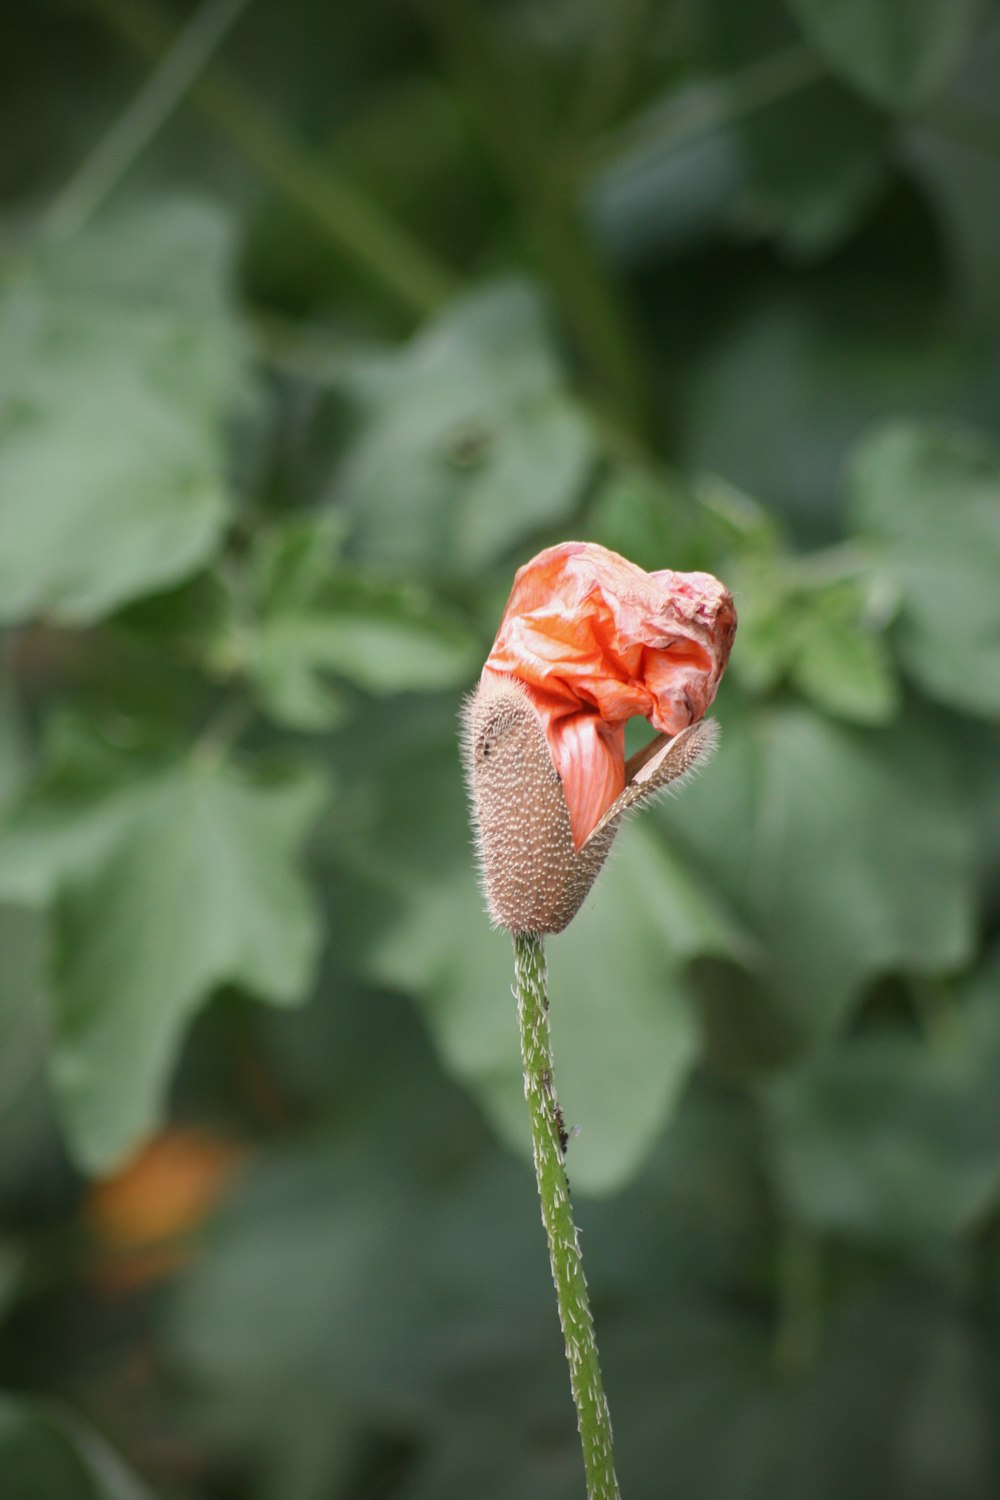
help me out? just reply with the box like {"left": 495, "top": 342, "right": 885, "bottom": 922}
{"left": 482, "top": 541, "right": 736, "bottom": 848}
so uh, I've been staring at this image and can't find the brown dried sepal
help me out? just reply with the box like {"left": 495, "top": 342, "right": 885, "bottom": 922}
{"left": 461, "top": 676, "right": 720, "bottom": 935}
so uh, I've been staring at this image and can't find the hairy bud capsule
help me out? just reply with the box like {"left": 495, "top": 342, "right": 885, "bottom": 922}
{"left": 461, "top": 674, "right": 720, "bottom": 934}
{"left": 461, "top": 541, "right": 735, "bottom": 933}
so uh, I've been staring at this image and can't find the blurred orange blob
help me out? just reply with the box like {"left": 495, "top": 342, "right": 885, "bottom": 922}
{"left": 85, "top": 1129, "right": 247, "bottom": 1289}
{"left": 483, "top": 542, "right": 736, "bottom": 847}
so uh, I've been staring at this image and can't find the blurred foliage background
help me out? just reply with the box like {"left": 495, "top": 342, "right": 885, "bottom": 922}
{"left": 3, "top": 0, "right": 1000, "bottom": 1496}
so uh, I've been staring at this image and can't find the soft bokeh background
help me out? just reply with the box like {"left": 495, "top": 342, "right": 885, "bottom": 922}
{"left": 3, "top": 0, "right": 1000, "bottom": 1496}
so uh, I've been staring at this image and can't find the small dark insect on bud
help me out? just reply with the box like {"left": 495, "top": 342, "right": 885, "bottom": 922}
{"left": 461, "top": 675, "right": 719, "bottom": 935}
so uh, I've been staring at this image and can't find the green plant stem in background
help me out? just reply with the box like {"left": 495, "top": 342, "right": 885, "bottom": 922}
{"left": 513, "top": 932, "right": 622, "bottom": 1500}
{"left": 46, "top": 0, "right": 252, "bottom": 238}
{"left": 80, "top": 0, "right": 458, "bottom": 316}
{"left": 423, "top": 0, "right": 653, "bottom": 446}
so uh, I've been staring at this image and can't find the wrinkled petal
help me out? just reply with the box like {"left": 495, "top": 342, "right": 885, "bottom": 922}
{"left": 482, "top": 542, "right": 736, "bottom": 847}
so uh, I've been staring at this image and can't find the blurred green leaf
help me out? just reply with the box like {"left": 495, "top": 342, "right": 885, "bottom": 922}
{"left": 0, "top": 903, "right": 62, "bottom": 1226}
{"left": 589, "top": 96, "right": 745, "bottom": 265}
{"left": 0, "top": 724, "right": 150, "bottom": 907}
{"left": 661, "top": 705, "right": 975, "bottom": 1046}
{"left": 0, "top": 904, "right": 50, "bottom": 1107}
{"left": 242, "top": 516, "right": 480, "bottom": 729}
{"left": 270, "top": 587, "right": 477, "bottom": 695}
{"left": 734, "top": 556, "right": 901, "bottom": 725}
{"left": 547, "top": 829, "right": 752, "bottom": 1191}
{"left": 903, "top": 22, "right": 1000, "bottom": 322}
{"left": 732, "top": 559, "right": 795, "bottom": 696}
{"left": 907, "top": 125, "right": 1000, "bottom": 325}
{"left": 56, "top": 760, "right": 324, "bottom": 1172}
{"left": 587, "top": 467, "right": 700, "bottom": 572}
{"left": 764, "top": 953, "right": 1000, "bottom": 1242}
{"left": 954, "top": 721, "right": 1000, "bottom": 906}
{"left": 660, "top": 0, "right": 882, "bottom": 254}
{"left": 245, "top": 626, "right": 350, "bottom": 733}
{"left": 166, "top": 1072, "right": 773, "bottom": 1500}
{"left": 0, "top": 1394, "right": 155, "bottom": 1500}
{"left": 167, "top": 1129, "right": 572, "bottom": 1500}
{"left": 783, "top": 0, "right": 988, "bottom": 109}
{"left": 341, "top": 715, "right": 751, "bottom": 1192}
{"left": 334, "top": 281, "right": 596, "bottom": 575}
{"left": 783, "top": 1288, "right": 992, "bottom": 1500}
{"left": 849, "top": 422, "right": 1000, "bottom": 718}
{"left": 734, "top": 76, "right": 889, "bottom": 256}
{"left": 0, "top": 682, "right": 28, "bottom": 813}
{"left": 0, "top": 745, "right": 325, "bottom": 1173}
{"left": 0, "top": 197, "right": 246, "bottom": 625}
{"left": 789, "top": 582, "right": 899, "bottom": 724}
{"left": 249, "top": 512, "right": 348, "bottom": 610}
{"left": 680, "top": 285, "right": 983, "bottom": 540}
{"left": 585, "top": 465, "right": 758, "bottom": 576}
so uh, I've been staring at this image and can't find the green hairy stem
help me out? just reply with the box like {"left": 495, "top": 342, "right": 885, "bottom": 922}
{"left": 513, "top": 931, "right": 621, "bottom": 1500}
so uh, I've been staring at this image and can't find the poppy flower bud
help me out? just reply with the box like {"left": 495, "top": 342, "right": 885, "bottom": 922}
{"left": 461, "top": 542, "right": 736, "bottom": 934}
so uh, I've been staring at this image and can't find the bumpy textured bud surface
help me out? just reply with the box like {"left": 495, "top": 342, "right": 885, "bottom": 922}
{"left": 461, "top": 674, "right": 719, "bottom": 934}
{"left": 461, "top": 676, "right": 615, "bottom": 933}
{"left": 462, "top": 541, "right": 735, "bottom": 933}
